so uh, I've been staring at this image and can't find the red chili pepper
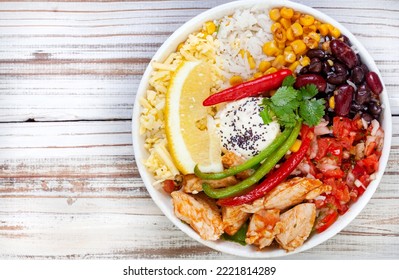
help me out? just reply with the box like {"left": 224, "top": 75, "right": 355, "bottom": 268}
{"left": 217, "top": 125, "right": 313, "bottom": 206}
{"left": 202, "top": 69, "right": 292, "bottom": 106}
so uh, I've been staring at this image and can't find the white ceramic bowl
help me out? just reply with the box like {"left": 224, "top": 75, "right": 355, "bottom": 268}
{"left": 132, "top": 0, "right": 392, "bottom": 258}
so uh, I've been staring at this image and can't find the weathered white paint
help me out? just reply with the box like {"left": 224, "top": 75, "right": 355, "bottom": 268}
{"left": 0, "top": 0, "right": 398, "bottom": 259}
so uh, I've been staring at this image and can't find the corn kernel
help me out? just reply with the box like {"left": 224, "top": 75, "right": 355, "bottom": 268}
{"left": 286, "top": 27, "right": 295, "bottom": 41}
{"left": 318, "top": 24, "right": 329, "bottom": 36}
{"left": 280, "top": 18, "right": 291, "bottom": 29}
{"left": 292, "top": 11, "right": 301, "bottom": 21}
{"left": 205, "top": 21, "right": 216, "bottom": 34}
{"left": 271, "top": 22, "right": 282, "bottom": 33}
{"left": 284, "top": 45, "right": 293, "bottom": 52}
{"left": 277, "top": 41, "right": 286, "bottom": 49}
{"left": 303, "top": 25, "right": 317, "bottom": 34}
{"left": 280, "top": 7, "right": 294, "bottom": 19}
{"left": 303, "top": 31, "right": 320, "bottom": 49}
{"left": 289, "top": 61, "right": 300, "bottom": 72}
{"left": 299, "top": 14, "right": 315, "bottom": 26}
{"left": 291, "top": 39, "right": 307, "bottom": 55}
{"left": 274, "top": 27, "right": 287, "bottom": 44}
{"left": 290, "top": 139, "right": 302, "bottom": 152}
{"left": 284, "top": 50, "right": 296, "bottom": 64}
{"left": 239, "top": 49, "right": 246, "bottom": 58}
{"left": 248, "top": 56, "right": 256, "bottom": 69}
{"left": 269, "top": 8, "right": 281, "bottom": 21}
{"left": 263, "top": 41, "right": 281, "bottom": 56}
{"left": 309, "top": 31, "right": 321, "bottom": 42}
{"left": 285, "top": 40, "right": 294, "bottom": 47}
{"left": 327, "top": 59, "right": 334, "bottom": 66}
{"left": 230, "top": 75, "right": 243, "bottom": 86}
{"left": 329, "top": 96, "right": 335, "bottom": 109}
{"left": 253, "top": 72, "right": 263, "bottom": 79}
{"left": 328, "top": 24, "right": 341, "bottom": 38}
{"left": 176, "top": 42, "right": 184, "bottom": 51}
{"left": 258, "top": 60, "right": 271, "bottom": 72}
{"left": 291, "top": 22, "right": 303, "bottom": 37}
{"left": 263, "top": 41, "right": 273, "bottom": 56}
{"left": 264, "top": 67, "right": 277, "bottom": 75}
{"left": 303, "top": 37, "right": 317, "bottom": 50}
{"left": 272, "top": 55, "right": 286, "bottom": 69}
{"left": 300, "top": 56, "right": 310, "bottom": 67}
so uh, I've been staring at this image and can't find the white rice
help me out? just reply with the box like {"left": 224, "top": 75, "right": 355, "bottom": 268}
{"left": 216, "top": 8, "right": 274, "bottom": 88}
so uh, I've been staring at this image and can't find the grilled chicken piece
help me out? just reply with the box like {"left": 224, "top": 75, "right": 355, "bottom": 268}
{"left": 305, "top": 184, "right": 332, "bottom": 200}
{"left": 222, "top": 205, "right": 250, "bottom": 236}
{"left": 182, "top": 174, "right": 238, "bottom": 194}
{"left": 275, "top": 203, "right": 316, "bottom": 252}
{"left": 171, "top": 191, "right": 223, "bottom": 241}
{"left": 222, "top": 151, "right": 254, "bottom": 179}
{"left": 245, "top": 209, "right": 282, "bottom": 249}
{"left": 243, "top": 177, "right": 325, "bottom": 213}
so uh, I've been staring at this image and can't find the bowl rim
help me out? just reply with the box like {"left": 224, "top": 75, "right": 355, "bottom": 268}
{"left": 132, "top": 0, "right": 392, "bottom": 258}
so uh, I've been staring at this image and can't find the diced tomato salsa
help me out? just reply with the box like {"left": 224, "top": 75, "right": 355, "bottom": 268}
{"left": 305, "top": 116, "right": 383, "bottom": 233}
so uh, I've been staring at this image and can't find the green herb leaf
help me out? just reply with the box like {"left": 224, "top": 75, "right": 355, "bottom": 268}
{"left": 262, "top": 77, "right": 325, "bottom": 128}
{"left": 271, "top": 86, "right": 298, "bottom": 106}
{"left": 282, "top": 75, "right": 296, "bottom": 87}
{"left": 277, "top": 113, "right": 299, "bottom": 128}
{"left": 299, "top": 98, "right": 326, "bottom": 126}
{"left": 299, "top": 84, "right": 319, "bottom": 100}
{"left": 269, "top": 103, "right": 298, "bottom": 128}
{"left": 221, "top": 222, "right": 248, "bottom": 246}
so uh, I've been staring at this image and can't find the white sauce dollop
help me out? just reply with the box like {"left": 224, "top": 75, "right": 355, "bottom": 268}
{"left": 217, "top": 97, "right": 280, "bottom": 159}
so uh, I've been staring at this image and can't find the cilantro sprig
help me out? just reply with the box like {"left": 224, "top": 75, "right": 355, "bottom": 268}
{"left": 260, "top": 76, "right": 325, "bottom": 127}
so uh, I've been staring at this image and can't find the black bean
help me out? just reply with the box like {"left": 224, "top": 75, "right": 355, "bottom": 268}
{"left": 340, "top": 35, "right": 350, "bottom": 45}
{"left": 307, "top": 49, "right": 325, "bottom": 59}
{"left": 351, "top": 66, "right": 365, "bottom": 84}
{"left": 360, "top": 64, "right": 369, "bottom": 74}
{"left": 355, "top": 83, "right": 371, "bottom": 105}
{"left": 309, "top": 58, "right": 322, "bottom": 73}
{"left": 351, "top": 102, "right": 367, "bottom": 113}
{"left": 334, "top": 62, "right": 348, "bottom": 75}
{"left": 327, "top": 73, "right": 347, "bottom": 85}
{"left": 299, "top": 66, "right": 309, "bottom": 75}
{"left": 361, "top": 113, "right": 373, "bottom": 123}
{"left": 322, "top": 61, "right": 332, "bottom": 76}
{"left": 368, "top": 101, "right": 382, "bottom": 116}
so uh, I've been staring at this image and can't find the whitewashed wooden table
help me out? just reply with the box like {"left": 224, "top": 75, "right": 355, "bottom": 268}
{"left": 0, "top": 0, "right": 398, "bottom": 259}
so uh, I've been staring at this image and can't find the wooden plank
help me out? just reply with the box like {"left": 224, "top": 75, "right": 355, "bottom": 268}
{"left": 0, "top": 118, "right": 398, "bottom": 258}
{"left": 0, "top": 0, "right": 398, "bottom": 122}
{"left": 0, "top": 0, "right": 398, "bottom": 259}
{"left": 0, "top": 197, "right": 397, "bottom": 259}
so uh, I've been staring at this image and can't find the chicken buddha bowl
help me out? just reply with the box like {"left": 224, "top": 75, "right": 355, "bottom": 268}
{"left": 132, "top": 0, "right": 391, "bottom": 257}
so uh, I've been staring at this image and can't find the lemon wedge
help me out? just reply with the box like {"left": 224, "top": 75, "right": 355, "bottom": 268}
{"left": 165, "top": 61, "right": 223, "bottom": 175}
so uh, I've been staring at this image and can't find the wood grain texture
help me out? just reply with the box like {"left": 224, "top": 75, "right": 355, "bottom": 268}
{"left": 0, "top": 0, "right": 398, "bottom": 259}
